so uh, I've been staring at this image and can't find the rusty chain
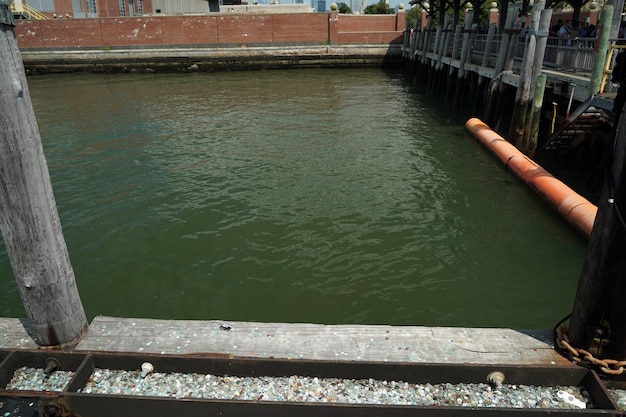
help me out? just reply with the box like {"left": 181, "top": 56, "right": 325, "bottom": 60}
{"left": 556, "top": 323, "right": 626, "bottom": 376}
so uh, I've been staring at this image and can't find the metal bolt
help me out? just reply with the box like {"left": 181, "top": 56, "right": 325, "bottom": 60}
{"left": 487, "top": 371, "right": 505, "bottom": 387}
{"left": 42, "top": 403, "right": 63, "bottom": 417}
{"left": 43, "top": 358, "right": 61, "bottom": 377}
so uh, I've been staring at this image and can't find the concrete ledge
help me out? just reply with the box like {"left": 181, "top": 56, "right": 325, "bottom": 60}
{"left": 20, "top": 45, "right": 404, "bottom": 73}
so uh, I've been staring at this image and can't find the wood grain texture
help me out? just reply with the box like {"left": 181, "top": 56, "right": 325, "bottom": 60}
{"left": 0, "top": 23, "right": 87, "bottom": 346}
{"left": 0, "top": 317, "right": 39, "bottom": 349}
{"left": 73, "top": 316, "right": 571, "bottom": 366}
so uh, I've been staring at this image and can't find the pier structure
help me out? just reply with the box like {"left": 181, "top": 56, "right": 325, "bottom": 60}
{"left": 0, "top": 0, "right": 574, "bottom": 364}
{"left": 3, "top": 4, "right": 626, "bottom": 414}
{"left": 403, "top": 0, "right": 619, "bottom": 157}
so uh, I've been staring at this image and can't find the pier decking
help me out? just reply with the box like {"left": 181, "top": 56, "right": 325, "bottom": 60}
{"left": 1, "top": 316, "right": 571, "bottom": 367}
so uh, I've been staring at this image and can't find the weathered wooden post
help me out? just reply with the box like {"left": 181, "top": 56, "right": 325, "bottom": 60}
{"left": 454, "top": 9, "right": 475, "bottom": 109}
{"left": 446, "top": 24, "right": 463, "bottom": 102}
{"left": 417, "top": 16, "right": 434, "bottom": 83}
{"left": 493, "top": 4, "right": 519, "bottom": 76}
{"left": 494, "top": 6, "right": 521, "bottom": 131}
{"left": 0, "top": 0, "right": 88, "bottom": 347}
{"left": 607, "top": 0, "right": 624, "bottom": 39}
{"left": 428, "top": 24, "right": 443, "bottom": 87}
{"left": 508, "top": 0, "right": 544, "bottom": 149}
{"left": 588, "top": 5, "right": 613, "bottom": 96}
{"left": 472, "top": 23, "right": 497, "bottom": 116}
{"left": 409, "top": 23, "right": 422, "bottom": 78}
{"left": 522, "top": 6, "right": 552, "bottom": 155}
{"left": 432, "top": 17, "right": 451, "bottom": 94}
{"left": 567, "top": 107, "right": 626, "bottom": 366}
{"left": 485, "top": 4, "right": 519, "bottom": 125}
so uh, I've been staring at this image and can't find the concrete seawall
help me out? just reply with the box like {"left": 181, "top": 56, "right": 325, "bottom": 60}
{"left": 20, "top": 44, "right": 403, "bottom": 73}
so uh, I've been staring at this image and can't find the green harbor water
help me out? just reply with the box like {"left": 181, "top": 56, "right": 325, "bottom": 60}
{"left": 0, "top": 68, "right": 588, "bottom": 329}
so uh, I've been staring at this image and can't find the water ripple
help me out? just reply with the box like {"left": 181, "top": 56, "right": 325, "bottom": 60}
{"left": 0, "top": 69, "right": 587, "bottom": 328}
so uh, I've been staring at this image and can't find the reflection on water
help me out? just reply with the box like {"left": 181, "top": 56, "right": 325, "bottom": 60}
{"left": 0, "top": 69, "right": 587, "bottom": 328}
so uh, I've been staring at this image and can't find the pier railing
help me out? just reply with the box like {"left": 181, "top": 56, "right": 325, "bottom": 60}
{"left": 407, "top": 28, "right": 600, "bottom": 73}
{"left": 466, "top": 33, "right": 598, "bottom": 72}
{"left": 404, "top": 23, "right": 609, "bottom": 101}
{"left": 543, "top": 37, "right": 597, "bottom": 71}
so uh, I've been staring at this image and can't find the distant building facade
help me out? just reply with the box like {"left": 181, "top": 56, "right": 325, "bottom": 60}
{"left": 16, "top": 0, "right": 316, "bottom": 16}
{"left": 17, "top": 0, "right": 259, "bottom": 16}
{"left": 151, "top": 0, "right": 210, "bottom": 14}
{"left": 15, "top": 0, "right": 153, "bottom": 17}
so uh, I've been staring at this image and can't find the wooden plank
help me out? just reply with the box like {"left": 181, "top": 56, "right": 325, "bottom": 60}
{"left": 73, "top": 316, "right": 571, "bottom": 366}
{"left": 0, "top": 318, "right": 39, "bottom": 349}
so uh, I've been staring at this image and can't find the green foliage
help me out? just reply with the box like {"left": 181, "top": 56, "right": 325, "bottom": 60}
{"left": 405, "top": 6, "right": 421, "bottom": 26}
{"left": 364, "top": 0, "right": 394, "bottom": 14}
{"left": 338, "top": 2, "right": 352, "bottom": 13}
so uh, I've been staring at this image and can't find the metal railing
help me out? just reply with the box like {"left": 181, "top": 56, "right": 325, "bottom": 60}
{"left": 599, "top": 43, "right": 626, "bottom": 94}
{"left": 9, "top": 1, "right": 48, "bottom": 20}
{"left": 468, "top": 33, "right": 597, "bottom": 72}
{"left": 543, "top": 37, "right": 596, "bottom": 71}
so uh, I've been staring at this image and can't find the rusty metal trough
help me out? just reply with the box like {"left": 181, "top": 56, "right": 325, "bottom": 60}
{"left": 0, "top": 349, "right": 623, "bottom": 417}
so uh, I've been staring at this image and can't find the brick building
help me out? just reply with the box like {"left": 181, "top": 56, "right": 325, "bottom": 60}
{"left": 16, "top": 0, "right": 288, "bottom": 17}
{"left": 15, "top": 0, "right": 154, "bottom": 18}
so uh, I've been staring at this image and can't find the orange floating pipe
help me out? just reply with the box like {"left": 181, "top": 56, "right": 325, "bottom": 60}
{"left": 465, "top": 118, "right": 597, "bottom": 239}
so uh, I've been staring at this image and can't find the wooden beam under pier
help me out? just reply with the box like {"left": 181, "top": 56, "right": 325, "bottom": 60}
{"left": 410, "top": 48, "right": 594, "bottom": 103}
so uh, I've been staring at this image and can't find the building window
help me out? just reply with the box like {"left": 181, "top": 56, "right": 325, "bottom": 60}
{"left": 86, "top": 0, "right": 97, "bottom": 14}
{"left": 29, "top": 0, "right": 55, "bottom": 11}
{"left": 119, "top": 0, "right": 126, "bottom": 16}
{"left": 136, "top": 0, "right": 143, "bottom": 15}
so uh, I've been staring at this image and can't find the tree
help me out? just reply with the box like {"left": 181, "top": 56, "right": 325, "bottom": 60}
{"left": 567, "top": 0, "right": 591, "bottom": 23}
{"left": 339, "top": 2, "right": 353, "bottom": 12}
{"left": 547, "top": 0, "right": 595, "bottom": 24}
{"left": 406, "top": 5, "right": 422, "bottom": 25}
{"left": 364, "top": 0, "right": 394, "bottom": 14}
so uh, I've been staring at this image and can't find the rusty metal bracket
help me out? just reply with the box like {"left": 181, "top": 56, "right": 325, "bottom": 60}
{"left": 0, "top": 0, "right": 15, "bottom": 27}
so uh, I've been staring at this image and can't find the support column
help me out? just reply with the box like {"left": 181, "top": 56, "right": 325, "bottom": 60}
{"left": 328, "top": 8, "right": 339, "bottom": 46}
{"left": 589, "top": 5, "right": 613, "bottom": 96}
{"left": 0, "top": 1, "right": 88, "bottom": 347}
{"left": 568, "top": 107, "right": 626, "bottom": 363}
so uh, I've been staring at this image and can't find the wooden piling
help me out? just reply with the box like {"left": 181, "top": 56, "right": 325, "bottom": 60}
{"left": 454, "top": 13, "right": 475, "bottom": 109}
{"left": 407, "top": 26, "right": 417, "bottom": 78}
{"left": 524, "top": 74, "right": 547, "bottom": 155}
{"left": 409, "top": 25, "right": 422, "bottom": 78}
{"left": 431, "top": 16, "right": 451, "bottom": 94}
{"left": 522, "top": 6, "right": 552, "bottom": 155}
{"left": 494, "top": 4, "right": 519, "bottom": 76}
{"left": 508, "top": 0, "right": 544, "bottom": 149}
{"left": 472, "top": 23, "right": 497, "bottom": 117}
{"left": 472, "top": 23, "right": 497, "bottom": 116}
{"left": 484, "top": 4, "right": 517, "bottom": 125}
{"left": 427, "top": 25, "right": 443, "bottom": 88}
{"left": 0, "top": 2, "right": 88, "bottom": 347}
{"left": 490, "top": 5, "right": 520, "bottom": 131}
{"left": 568, "top": 105, "right": 626, "bottom": 362}
{"left": 418, "top": 17, "right": 434, "bottom": 84}
{"left": 589, "top": 5, "right": 613, "bottom": 96}
{"left": 446, "top": 24, "right": 463, "bottom": 103}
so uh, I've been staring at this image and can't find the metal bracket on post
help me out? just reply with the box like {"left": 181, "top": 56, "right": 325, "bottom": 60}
{"left": 0, "top": 0, "right": 15, "bottom": 27}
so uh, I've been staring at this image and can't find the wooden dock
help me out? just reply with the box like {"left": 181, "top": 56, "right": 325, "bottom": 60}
{"left": 1, "top": 316, "right": 572, "bottom": 367}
